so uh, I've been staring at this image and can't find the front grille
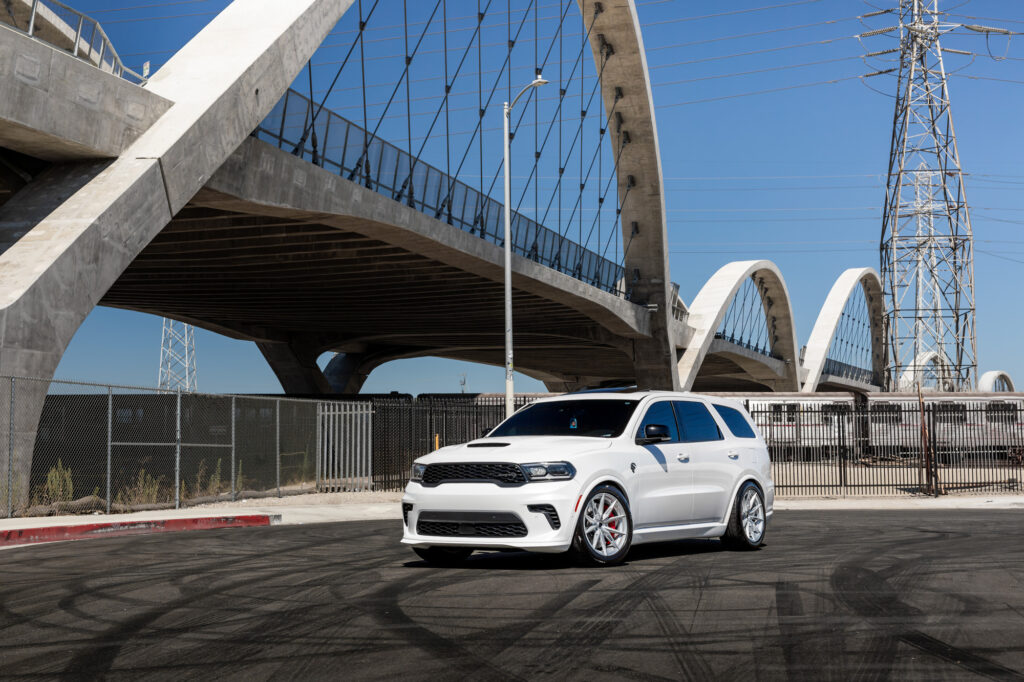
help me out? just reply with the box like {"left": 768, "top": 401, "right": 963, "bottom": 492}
{"left": 417, "top": 520, "right": 527, "bottom": 538}
{"left": 416, "top": 511, "right": 528, "bottom": 538}
{"left": 527, "top": 504, "right": 561, "bottom": 529}
{"left": 421, "top": 462, "right": 526, "bottom": 486}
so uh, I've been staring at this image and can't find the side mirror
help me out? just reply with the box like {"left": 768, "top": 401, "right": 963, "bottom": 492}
{"left": 637, "top": 423, "right": 671, "bottom": 445}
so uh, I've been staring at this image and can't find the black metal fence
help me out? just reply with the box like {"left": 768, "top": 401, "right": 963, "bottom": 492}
{"left": 752, "top": 403, "right": 1024, "bottom": 496}
{"left": 368, "top": 395, "right": 538, "bottom": 491}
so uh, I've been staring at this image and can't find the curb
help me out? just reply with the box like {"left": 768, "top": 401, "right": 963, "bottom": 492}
{"left": 0, "top": 514, "right": 282, "bottom": 547}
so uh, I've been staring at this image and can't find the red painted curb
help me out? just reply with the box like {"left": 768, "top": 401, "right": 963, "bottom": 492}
{"left": 0, "top": 515, "right": 277, "bottom": 547}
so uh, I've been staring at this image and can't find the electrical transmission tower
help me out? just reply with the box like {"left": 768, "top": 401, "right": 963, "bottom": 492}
{"left": 880, "top": 0, "right": 979, "bottom": 391}
{"left": 158, "top": 318, "right": 198, "bottom": 391}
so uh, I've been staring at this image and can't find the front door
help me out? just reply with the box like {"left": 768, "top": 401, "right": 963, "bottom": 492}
{"left": 632, "top": 400, "right": 693, "bottom": 528}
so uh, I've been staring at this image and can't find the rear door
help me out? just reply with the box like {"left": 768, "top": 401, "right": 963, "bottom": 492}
{"left": 674, "top": 400, "right": 737, "bottom": 524}
{"left": 632, "top": 400, "right": 693, "bottom": 528}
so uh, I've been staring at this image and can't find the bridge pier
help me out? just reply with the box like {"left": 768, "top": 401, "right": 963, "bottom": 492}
{"left": 323, "top": 352, "right": 372, "bottom": 395}
{"left": 257, "top": 340, "right": 331, "bottom": 395}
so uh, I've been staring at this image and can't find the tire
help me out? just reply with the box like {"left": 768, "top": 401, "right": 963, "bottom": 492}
{"left": 722, "top": 481, "right": 766, "bottom": 550}
{"left": 412, "top": 546, "right": 473, "bottom": 566}
{"left": 570, "top": 484, "right": 632, "bottom": 566}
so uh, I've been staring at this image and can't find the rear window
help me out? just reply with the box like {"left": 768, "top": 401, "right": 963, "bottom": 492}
{"left": 713, "top": 404, "right": 757, "bottom": 439}
{"left": 489, "top": 399, "right": 640, "bottom": 438}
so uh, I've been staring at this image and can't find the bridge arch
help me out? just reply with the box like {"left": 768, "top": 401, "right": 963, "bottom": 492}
{"left": 801, "top": 268, "right": 885, "bottom": 392}
{"left": 676, "top": 260, "right": 800, "bottom": 391}
{"left": 897, "top": 351, "right": 954, "bottom": 391}
{"left": 979, "top": 370, "right": 1016, "bottom": 392}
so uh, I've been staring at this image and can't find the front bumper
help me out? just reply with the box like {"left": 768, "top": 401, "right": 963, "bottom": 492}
{"left": 401, "top": 479, "right": 581, "bottom": 553}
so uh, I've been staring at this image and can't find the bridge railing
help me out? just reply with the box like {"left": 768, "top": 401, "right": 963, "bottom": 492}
{"left": 0, "top": 0, "right": 146, "bottom": 84}
{"left": 255, "top": 89, "right": 626, "bottom": 297}
{"left": 822, "top": 358, "right": 874, "bottom": 386}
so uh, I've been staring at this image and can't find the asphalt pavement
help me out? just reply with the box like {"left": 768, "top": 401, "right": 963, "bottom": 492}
{"left": 1, "top": 510, "right": 1023, "bottom": 680}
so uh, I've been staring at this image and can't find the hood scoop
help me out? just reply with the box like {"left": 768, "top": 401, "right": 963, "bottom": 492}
{"left": 467, "top": 441, "right": 510, "bottom": 448}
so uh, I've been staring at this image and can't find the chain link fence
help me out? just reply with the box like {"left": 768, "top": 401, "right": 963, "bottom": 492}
{"left": 0, "top": 377, "right": 371, "bottom": 518}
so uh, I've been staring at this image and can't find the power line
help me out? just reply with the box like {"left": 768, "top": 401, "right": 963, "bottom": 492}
{"left": 103, "top": 10, "right": 216, "bottom": 23}
{"left": 656, "top": 75, "right": 863, "bottom": 108}
{"left": 87, "top": 0, "right": 212, "bottom": 13}
{"left": 649, "top": 36, "right": 859, "bottom": 72}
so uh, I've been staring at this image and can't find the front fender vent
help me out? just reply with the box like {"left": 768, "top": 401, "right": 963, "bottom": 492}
{"left": 527, "top": 504, "right": 561, "bottom": 530}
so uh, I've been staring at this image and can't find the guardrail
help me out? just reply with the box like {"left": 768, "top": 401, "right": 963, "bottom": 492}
{"left": 1, "top": 0, "right": 146, "bottom": 84}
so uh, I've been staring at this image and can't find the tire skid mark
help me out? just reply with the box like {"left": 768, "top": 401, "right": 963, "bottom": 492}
{"left": 354, "top": 566, "right": 526, "bottom": 680}
{"left": 491, "top": 578, "right": 601, "bottom": 658}
{"left": 831, "top": 526, "right": 1024, "bottom": 681}
{"left": 643, "top": 591, "right": 713, "bottom": 681}
{"left": 56, "top": 525, "right": 405, "bottom": 678}
{"left": 519, "top": 558, "right": 712, "bottom": 679}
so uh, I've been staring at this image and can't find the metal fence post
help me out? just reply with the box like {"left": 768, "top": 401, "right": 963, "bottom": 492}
{"left": 838, "top": 411, "right": 848, "bottom": 498}
{"left": 276, "top": 399, "right": 281, "bottom": 497}
{"left": 230, "top": 396, "right": 236, "bottom": 502}
{"left": 27, "top": 0, "right": 40, "bottom": 36}
{"left": 175, "top": 389, "right": 181, "bottom": 509}
{"left": 106, "top": 387, "right": 112, "bottom": 514}
{"left": 315, "top": 402, "right": 321, "bottom": 492}
{"left": 7, "top": 378, "right": 13, "bottom": 518}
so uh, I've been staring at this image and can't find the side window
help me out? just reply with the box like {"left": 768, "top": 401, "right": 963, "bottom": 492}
{"left": 713, "top": 405, "right": 757, "bottom": 439}
{"left": 635, "top": 401, "right": 680, "bottom": 442}
{"left": 674, "top": 401, "right": 723, "bottom": 442}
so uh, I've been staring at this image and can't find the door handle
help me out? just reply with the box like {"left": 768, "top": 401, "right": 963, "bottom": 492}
{"left": 728, "top": 451, "right": 740, "bottom": 460}
{"left": 677, "top": 455, "right": 689, "bottom": 463}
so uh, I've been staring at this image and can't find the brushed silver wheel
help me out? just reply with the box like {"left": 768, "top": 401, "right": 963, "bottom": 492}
{"left": 571, "top": 485, "right": 632, "bottom": 566}
{"left": 723, "top": 481, "right": 766, "bottom": 550}
{"left": 583, "top": 492, "right": 629, "bottom": 557}
{"left": 741, "top": 486, "right": 765, "bottom": 544}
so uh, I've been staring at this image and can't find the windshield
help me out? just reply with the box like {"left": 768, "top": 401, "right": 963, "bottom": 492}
{"left": 488, "top": 399, "right": 640, "bottom": 438}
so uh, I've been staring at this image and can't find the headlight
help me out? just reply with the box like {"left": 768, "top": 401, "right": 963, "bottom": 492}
{"left": 522, "top": 461, "right": 576, "bottom": 481}
{"left": 410, "top": 463, "right": 426, "bottom": 482}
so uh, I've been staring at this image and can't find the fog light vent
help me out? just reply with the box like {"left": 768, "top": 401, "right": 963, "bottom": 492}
{"left": 402, "top": 503, "right": 413, "bottom": 526}
{"left": 527, "top": 504, "right": 561, "bottom": 530}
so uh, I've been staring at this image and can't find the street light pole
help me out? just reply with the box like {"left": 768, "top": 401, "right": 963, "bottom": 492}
{"left": 503, "top": 74, "right": 548, "bottom": 419}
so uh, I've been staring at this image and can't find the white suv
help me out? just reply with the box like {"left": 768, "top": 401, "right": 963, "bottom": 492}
{"left": 401, "top": 391, "right": 773, "bottom": 566}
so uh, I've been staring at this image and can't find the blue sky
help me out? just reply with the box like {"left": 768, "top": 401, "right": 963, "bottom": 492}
{"left": 55, "top": 0, "right": 1024, "bottom": 394}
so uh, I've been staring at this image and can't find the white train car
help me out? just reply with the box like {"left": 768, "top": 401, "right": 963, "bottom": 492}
{"left": 704, "top": 392, "right": 856, "bottom": 461}
{"left": 865, "top": 393, "right": 1024, "bottom": 461}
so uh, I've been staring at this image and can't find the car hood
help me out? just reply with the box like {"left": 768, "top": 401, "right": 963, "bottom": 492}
{"left": 416, "top": 436, "right": 614, "bottom": 465}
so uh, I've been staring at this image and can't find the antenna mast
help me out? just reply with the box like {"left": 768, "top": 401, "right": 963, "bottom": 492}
{"left": 158, "top": 318, "right": 198, "bottom": 391}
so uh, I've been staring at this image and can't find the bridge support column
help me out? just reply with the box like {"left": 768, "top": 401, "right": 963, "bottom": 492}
{"left": 257, "top": 340, "right": 331, "bottom": 395}
{"left": 323, "top": 352, "right": 371, "bottom": 394}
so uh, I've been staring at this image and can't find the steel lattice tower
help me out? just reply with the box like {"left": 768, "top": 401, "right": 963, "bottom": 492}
{"left": 880, "top": 0, "right": 977, "bottom": 391}
{"left": 158, "top": 318, "right": 198, "bottom": 391}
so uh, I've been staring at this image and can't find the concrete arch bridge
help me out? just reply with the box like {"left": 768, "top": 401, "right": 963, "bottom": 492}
{"left": 0, "top": 0, "right": 887, "bottom": 500}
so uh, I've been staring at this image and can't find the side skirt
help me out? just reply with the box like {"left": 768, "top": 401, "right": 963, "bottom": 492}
{"left": 631, "top": 522, "right": 728, "bottom": 545}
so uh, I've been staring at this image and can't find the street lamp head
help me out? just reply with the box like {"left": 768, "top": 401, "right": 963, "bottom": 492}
{"left": 509, "top": 75, "right": 550, "bottom": 111}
